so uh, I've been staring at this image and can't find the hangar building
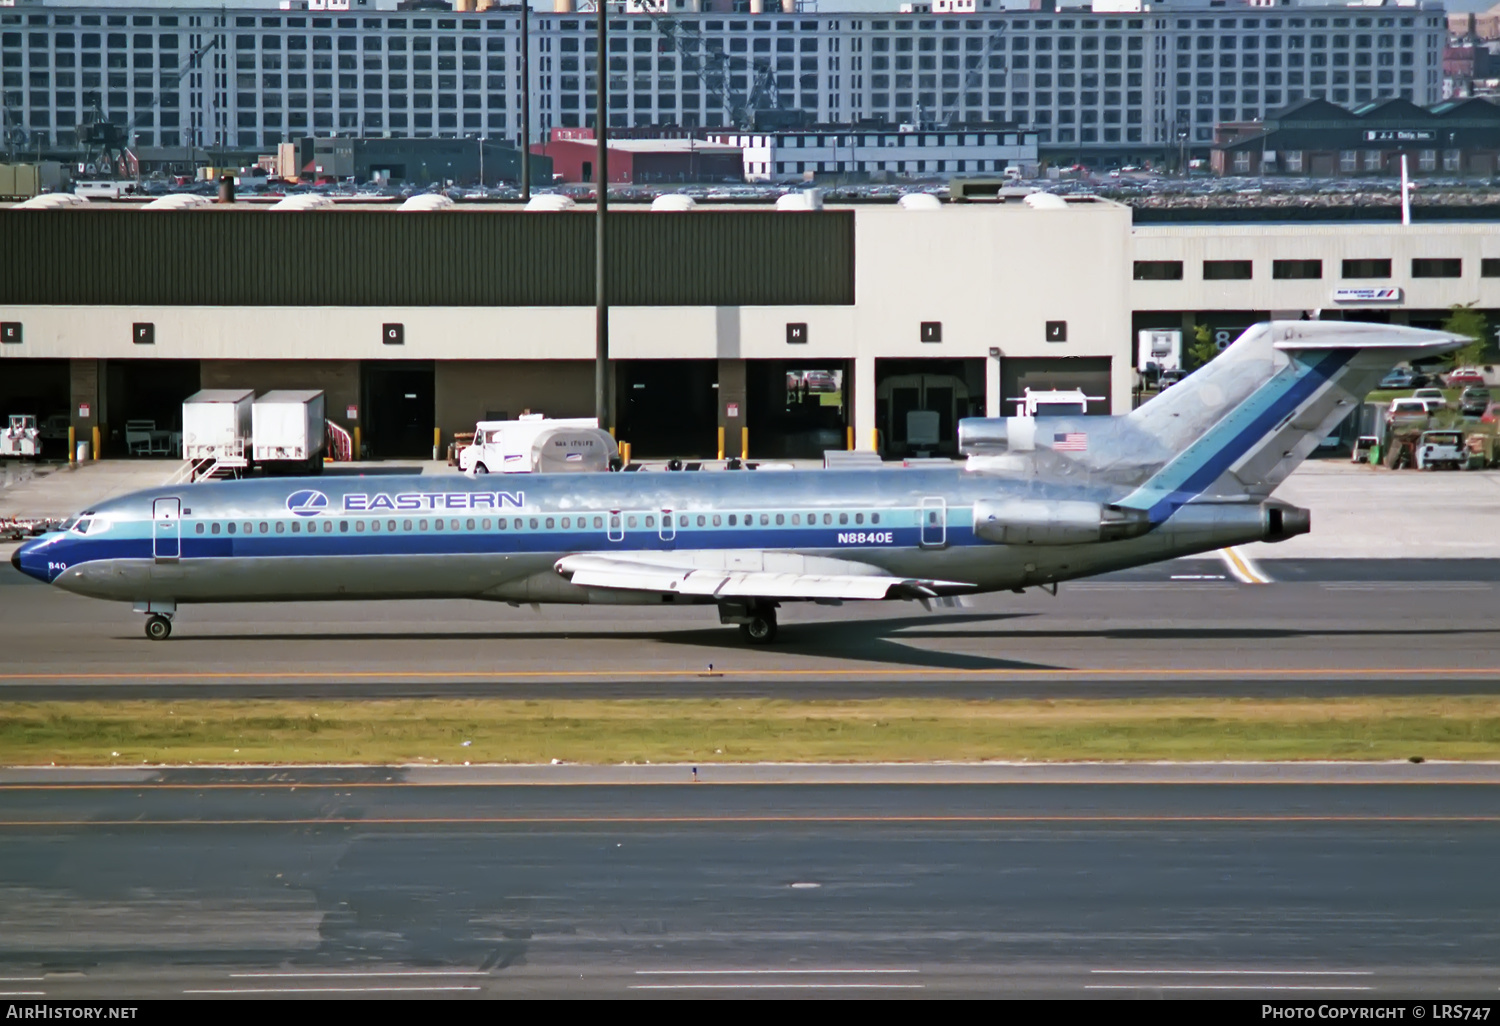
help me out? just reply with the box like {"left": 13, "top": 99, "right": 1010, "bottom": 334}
{"left": 2, "top": 197, "right": 1498, "bottom": 463}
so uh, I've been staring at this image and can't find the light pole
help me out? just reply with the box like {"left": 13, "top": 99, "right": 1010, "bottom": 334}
{"left": 521, "top": 0, "right": 531, "bottom": 200}
{"left": 595, "top": 3, "right": 610, "bottom": 428}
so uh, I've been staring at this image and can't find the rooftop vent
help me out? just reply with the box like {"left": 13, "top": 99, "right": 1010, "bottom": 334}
{"left": 399, "top": 194, "right": 456, "bottom": 211}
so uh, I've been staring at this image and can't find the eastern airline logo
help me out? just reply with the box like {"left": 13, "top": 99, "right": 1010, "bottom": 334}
{"left": 286, "top": 490, "right": 331, "bottom": 517}
{"left": 343, "top": 490, "right": 525, "bottom": 512}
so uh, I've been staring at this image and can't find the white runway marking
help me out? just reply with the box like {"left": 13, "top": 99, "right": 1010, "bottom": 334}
{"left": 185, "top": 986, "right": 482, "bottom": 994}
{"left": 1087, "top": 985, "right": 1374, "bottom": 992}
{"left": 630, "top": 984, "right": 925, "bottom": 990}
{"left": 1323, "top": 583, "right": 1490, "bottom": 592}
{"left": 0, "top": 992, "right": 45, "bottom": 997}
{"left": 0, "top": 978, "right": 46, "bottom": 982}
{"left": 636, "top": 969, "right": 919, "bottom": 975}
{"left": 228, "top": 970, "right": 488, "bottom": 978}
{"left": 1091, "top": 970, "right": 1374, "bottom": 975}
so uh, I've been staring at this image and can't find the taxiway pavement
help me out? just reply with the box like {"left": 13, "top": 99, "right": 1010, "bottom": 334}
{"left": 0, "top": 769, "right": 1497, "bottom": 999}
{"left": 1, "top": 557, "right": 1498, "bottom": 700}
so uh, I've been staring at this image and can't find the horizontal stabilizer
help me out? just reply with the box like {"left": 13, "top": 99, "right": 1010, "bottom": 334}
{"left": 555, "top": 553, "right": 975, "bottom": 602}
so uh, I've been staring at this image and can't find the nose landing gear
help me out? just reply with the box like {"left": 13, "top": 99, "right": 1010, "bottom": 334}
{"left": 134, "top": 601, "right": 177, "bottom": 641}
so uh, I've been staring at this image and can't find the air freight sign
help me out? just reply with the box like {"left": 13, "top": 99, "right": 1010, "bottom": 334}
{"left": 1363, "top": 130, "right": 1435, "bottom": 142}
{"left": 1333, "top": 287, "right": 1403, "bottom": 303}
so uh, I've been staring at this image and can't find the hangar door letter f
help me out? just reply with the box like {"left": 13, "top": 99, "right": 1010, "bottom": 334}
{"left": 153, "top": 498, "right": 181, "bottom": 562}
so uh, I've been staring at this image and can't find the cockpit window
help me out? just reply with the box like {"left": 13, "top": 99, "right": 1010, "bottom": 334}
{"left": 71, "top": 518, "right": 94, "bottom": 535}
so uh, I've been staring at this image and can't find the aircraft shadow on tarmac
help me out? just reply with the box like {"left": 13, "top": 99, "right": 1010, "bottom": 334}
{"left": 150, "top": 614, "right": 1496, "bottom": 671}
{"left": 884, "top": 625, "right": 1497, "bottom": 642}
{"left": 160, "top": 612, "right": 1058, "bottom": 672}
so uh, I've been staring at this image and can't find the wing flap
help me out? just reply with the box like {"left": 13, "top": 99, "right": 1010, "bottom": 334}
{"left": 556, "top": 553, "right": 974, "bottom": 601}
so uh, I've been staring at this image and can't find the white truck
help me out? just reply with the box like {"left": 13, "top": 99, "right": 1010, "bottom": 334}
{"left": 181, "top": 389, "right": 254, "bottom": 472}
{"left": 252, "top": 390, "right": 327, "bottom": 475}
{"left": 459, "top": 415, "right": 618, "bottom": 474}
{"left": 1414, "top": 430, "right": 1466, "bottom": 471}
{"left": 1137, "top": 328, "right": 1182, "bottom": 374}
{"left": 1009, "top": 387, "right": 1103, "bottom": 417}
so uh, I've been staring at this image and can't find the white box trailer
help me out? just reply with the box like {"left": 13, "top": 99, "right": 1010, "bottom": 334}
{"left": 181, "top": 389, "right": 254, "bottom": 468}
{"left": 252, "top": 390, "right": 327, "bottom": 475}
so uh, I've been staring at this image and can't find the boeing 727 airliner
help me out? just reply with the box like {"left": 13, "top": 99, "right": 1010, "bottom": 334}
{"left": 12, "top": 321, "right": 1462, "bottom": 641}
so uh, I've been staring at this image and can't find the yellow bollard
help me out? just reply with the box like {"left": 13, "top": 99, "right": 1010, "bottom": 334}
{"left": 740, "top": 426, "right": 749, "bottom": 461}
{"left": 869, "top": 428, "right": 879, "bottom": 453}
{"left": 717, "top": 426, "right": 725, "bottom": 461}
{"left": 92, "top": 425, "right": 101, "bottom": 461}
{"left": 353, "top": 425, "right": 361, "bottom": 461}
{"left": 846, "top": 425, "right": 854, "bottom": 451}
{"left": 433, "top": 426, "right": 441, "bottom": 462}
{"left": 608, "top": 425, "right": 616, "bottom": 438}
{"left": 621, "top": 441, "right": 631, "bottom": 465}
{"left": 68, "top": 426, "right": 76, "bottom": 464}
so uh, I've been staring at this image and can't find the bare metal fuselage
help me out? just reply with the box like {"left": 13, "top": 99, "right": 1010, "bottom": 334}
{"left": 15, "top": 465, "right": 1289, "bottom": 608}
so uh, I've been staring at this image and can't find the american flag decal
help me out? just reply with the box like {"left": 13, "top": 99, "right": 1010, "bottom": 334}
{"left": 1053, "top": 432, "right": 1088, "bottom": 451}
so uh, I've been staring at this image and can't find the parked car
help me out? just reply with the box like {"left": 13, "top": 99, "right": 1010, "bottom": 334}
{"left": 802, "top": 370, "right": 840, "bottom": 393}
{"left": 1446, "top": 366, "right": 1486, "bottom": 388}
{"left": 1410, "top": 388, "right": 1448, "bottom": 411}
{"left": 1460, "top": 387, "right": 1492, "bottom": 417}
{"left": 1483, "top": 401, "right": 1500, "bottom": 425}
{"left": 1388, "top": 397, "right": 1435, "bottom": 422}
{"left": 1378, "top": 368, "right": 1416, "bottom": 389}
{"left": 37, "top": 413, "right": 70, "bottom": 443}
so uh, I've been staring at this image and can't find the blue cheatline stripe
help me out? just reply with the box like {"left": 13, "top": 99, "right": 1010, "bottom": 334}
{"left": 1120, "top": 348, "right": 1355, "bottom": 523}
{"left": 30, "top": 521, "right": 981, "bottom": 576}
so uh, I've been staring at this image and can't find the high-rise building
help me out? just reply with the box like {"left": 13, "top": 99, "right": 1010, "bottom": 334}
{"left": 0, "top": 1, "right": 1446, "bottom": 165}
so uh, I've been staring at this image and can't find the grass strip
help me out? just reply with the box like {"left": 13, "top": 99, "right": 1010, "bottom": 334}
{"left": 3, "top": 697, "right": 1500, "bottom": 765}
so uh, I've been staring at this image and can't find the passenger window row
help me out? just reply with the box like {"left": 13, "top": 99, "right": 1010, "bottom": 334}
{"left": 187, "top": 510, "right": 886, "bottom": 536}
{"left": 1136, "top": 258, "right": 1488, "bottom": 281}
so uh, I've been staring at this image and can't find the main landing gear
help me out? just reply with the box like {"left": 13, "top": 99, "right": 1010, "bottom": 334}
{"left": 719, "top": 601, "right": 779, "bottom": 644}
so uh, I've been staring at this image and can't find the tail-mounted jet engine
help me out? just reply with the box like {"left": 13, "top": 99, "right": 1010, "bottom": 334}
{"left": 972, "top": 499, "right": 1153, "bottom": 545}
{"left": 971, "top": 498, "right": 1310, "bottom": 546}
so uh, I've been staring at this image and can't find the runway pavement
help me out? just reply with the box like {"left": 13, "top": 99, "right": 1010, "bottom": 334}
{"left": 2, "top": 556, "right": 1499, "bottom": 700}
{"left": 0, "top": 769, "right": 1497, "bottom": 999}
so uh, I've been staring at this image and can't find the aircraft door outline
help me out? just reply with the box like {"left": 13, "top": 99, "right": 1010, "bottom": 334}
{"left": 607, "top": 510, "right": 624, "bottom": 543}
{"left": 659, "top": 508, "right": 676, "bottom": 546}
{"left": 153, "top": 497, "right": 181, "bottom": 562}
{"left": 919, "top": 496, "right": 947, "bottom": 549}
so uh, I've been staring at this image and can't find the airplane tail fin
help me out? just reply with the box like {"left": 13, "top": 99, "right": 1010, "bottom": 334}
{"left": 1118, "top": 320, "right": 1465, "bottom": 522}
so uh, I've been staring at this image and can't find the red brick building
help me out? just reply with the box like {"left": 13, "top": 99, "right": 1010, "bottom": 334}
{"left": 532, "top": 129, "right": 743, "bottom": 185}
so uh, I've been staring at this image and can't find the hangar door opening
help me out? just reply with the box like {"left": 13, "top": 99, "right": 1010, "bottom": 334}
{"left": 105, "top": 360, "right": 201, "bottom": 458}
{"left": 999, "top": 357, "right": 1112, "bottom": 417}
{"left": 875, "top": 358, "right": 985, "bottom": 458}
{"left": 362, "top": 361, "right": 435, "bottom": 459}
{"left": 746, "top": 360, "right": 851, "bottom": 460}
{"left": 0, "top": 358, "right": 68, "bottom": 459}
{"left": 615, "top": 360, "right": 719, "bottom": 458}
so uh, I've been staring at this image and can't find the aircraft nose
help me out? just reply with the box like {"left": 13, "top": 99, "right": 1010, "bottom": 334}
{"left": 10, "top": 538, "right": 49, "bottom": 583}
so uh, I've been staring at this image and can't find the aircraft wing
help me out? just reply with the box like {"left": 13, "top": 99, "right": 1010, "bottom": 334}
{"left": 554, "top": 553, "right": 976, "bottom": 601}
